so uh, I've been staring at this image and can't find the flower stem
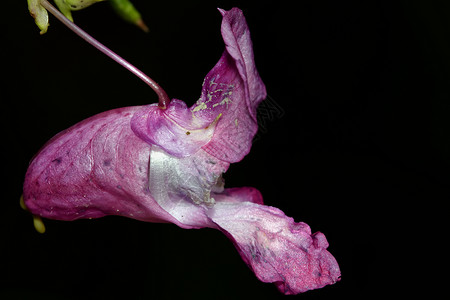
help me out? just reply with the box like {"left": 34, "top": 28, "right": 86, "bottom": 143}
{"left": 39, "top": 0, "right": 170, "bottom": 109}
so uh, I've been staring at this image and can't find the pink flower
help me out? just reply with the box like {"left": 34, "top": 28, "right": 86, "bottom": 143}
{"left": 23, "top": 7, "right": 340, "bottom": 295}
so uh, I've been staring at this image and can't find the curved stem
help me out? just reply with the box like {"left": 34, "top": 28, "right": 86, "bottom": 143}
{"left": 39, "top": 0, "right": 170, "bottom": 109}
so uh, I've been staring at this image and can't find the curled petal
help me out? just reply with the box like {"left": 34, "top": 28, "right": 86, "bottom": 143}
{"left": 131, "top": 100, "right": 219, "bottom": 157}
{"left": 207, "top": 196, "right": 341, "bottom": 295}
{"left": 195, "top": 8, "right": 267, "bottom": 162}
{"left": 218, "top": 8, "right": 267, "bottom": 115}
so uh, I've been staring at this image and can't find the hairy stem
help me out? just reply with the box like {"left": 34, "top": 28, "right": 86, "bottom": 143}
{"left": 39, "top": 0, "right": 170, "bottom": 109}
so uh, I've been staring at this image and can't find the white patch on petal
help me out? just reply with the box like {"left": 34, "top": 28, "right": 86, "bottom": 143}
{"left": 148, "top": 147, "right": 229, "bottom": 225}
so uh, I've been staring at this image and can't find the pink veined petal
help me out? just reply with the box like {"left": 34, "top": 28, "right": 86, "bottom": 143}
{"left": 218, "top": 7, "right": 267, "bottom": 115}
{"left": 208, "top": 191, "right": 341, "bottom": 295}
{"left": 23, "top": 107, "right": 178, "bottom": 224}
{"left": 23, "top": 106, "right": 221, "bottom": 230}
{"left": 196, "top": 8, "right": 267, "bottom": 162}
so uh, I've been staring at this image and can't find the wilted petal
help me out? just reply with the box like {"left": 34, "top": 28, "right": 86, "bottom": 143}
{"left": 207, "top": 195, "right": 341, "bottom": 295}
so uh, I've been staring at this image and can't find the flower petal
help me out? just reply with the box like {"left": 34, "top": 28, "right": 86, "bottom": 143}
{"left": 131, "top": 100, "right": 218, "bottom": 157}
{"left": 218, "top": 8, "right": 267, "bottom": 114}
{"left": 147, "top": 146, "right": 229, "bottom": 228}
{"left": 207, "top": 196, "right": 341, "bottom": 295}
{"left": 195, "top": 8, "right": 267, "bottom": 162}
{"left": 23, "top": 107, "right": 178, "bottom": 224}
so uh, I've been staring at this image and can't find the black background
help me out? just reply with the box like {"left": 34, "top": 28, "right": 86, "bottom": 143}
{"left": 1, "top": 1, "right": 448, "bottom": 299}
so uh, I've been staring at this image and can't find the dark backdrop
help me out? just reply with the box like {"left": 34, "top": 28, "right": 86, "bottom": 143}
{"left": 1, "top": 1, "right": 447, "bottom": 299}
